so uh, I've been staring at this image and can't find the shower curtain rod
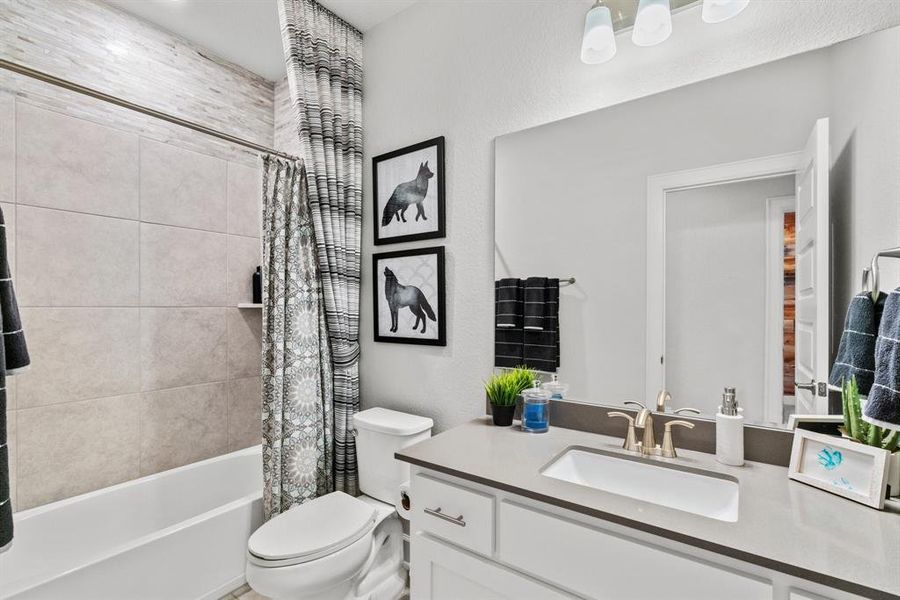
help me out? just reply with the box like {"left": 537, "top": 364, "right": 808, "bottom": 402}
{"left": 0, "top": 59, "right": 301, "bottom": 163}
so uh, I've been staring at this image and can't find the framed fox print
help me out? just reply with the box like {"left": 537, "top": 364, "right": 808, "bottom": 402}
{"left": 373, "top": 246, "right": 446, "bottom": 346}
{"left": 373, "top": 136, "right": 445, "bottom": 245}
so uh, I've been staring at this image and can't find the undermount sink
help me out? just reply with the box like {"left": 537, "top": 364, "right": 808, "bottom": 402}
{"left": 541, "top": 447, "right": 739, "bottom": 522}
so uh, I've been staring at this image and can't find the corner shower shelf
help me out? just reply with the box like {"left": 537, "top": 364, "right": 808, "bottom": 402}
{"left": 237, "top": 303, "right": 262, "bottom": 309}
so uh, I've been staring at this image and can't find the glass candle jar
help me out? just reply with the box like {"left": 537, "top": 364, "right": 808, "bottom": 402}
{"left": 522, "top": 388, "right": 551, "bottom": 433}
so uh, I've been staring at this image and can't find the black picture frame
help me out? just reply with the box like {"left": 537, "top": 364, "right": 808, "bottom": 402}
{"left": 373, "top": 136, "right": 445, "bottom": 245}
{"left": 373, "top": 246, "right": 446, "bottom": 346}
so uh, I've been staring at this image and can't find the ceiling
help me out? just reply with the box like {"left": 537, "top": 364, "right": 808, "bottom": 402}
{"left": 105, "top": 0, "right": 418, "bottom": 82}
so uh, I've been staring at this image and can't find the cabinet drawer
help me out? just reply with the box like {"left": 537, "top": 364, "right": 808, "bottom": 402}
{"left": 412, "top": 473, "right": 494, "bottom": 556}
{"left": 498, "top": 501, "right": 771, "bottom": 600}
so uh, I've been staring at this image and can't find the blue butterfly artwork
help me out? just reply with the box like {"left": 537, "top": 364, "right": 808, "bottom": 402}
{"left": 817, "top": 446, "right": 843, "bottom": 471}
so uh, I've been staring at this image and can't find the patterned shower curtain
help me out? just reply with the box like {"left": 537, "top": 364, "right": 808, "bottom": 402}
{"left": 261, "top": 155, "right": 334, "bottom": 519}
{"left": 278, "top": 0, "right": 363, "bottom": 495}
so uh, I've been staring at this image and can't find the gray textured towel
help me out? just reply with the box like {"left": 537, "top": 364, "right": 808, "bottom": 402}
{"left": 1, "top": 204, "right": 30, "bottom": 553}
{"left": 863, "top": 288, "right": 900, "bottom": 431}
{"left": 829, "top": 292, "right": 886, "bottom": 395}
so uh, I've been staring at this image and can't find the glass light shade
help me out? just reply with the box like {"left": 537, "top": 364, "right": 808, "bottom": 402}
{"left": 632, "top": 0, "right": 672, "bottom": 47}
{"left": 701, "top": 0, "right": 750, "bottom": 23}
{"left": 581, "top": 3, "right": 616, "bottom": 64}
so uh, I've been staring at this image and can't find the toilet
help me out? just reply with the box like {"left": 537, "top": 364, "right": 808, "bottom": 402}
{"left": 246, "top": 408, "right": 433, "bottom": 600}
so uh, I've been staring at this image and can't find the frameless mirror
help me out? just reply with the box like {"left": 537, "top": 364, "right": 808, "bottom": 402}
{"left": 493, "top": 26, "right": 900, "bottom": 428}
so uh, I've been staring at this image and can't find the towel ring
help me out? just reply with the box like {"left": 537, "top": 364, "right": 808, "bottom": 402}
{"left": 868, "top": 246, "right": 900, "bottom": 302}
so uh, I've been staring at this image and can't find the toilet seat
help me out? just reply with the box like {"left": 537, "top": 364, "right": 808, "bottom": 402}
{"left": 248, "top": 492, "right": 377, "bottom": 568}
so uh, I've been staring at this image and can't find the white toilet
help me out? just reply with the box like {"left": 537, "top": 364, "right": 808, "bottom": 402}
{"left": 246, "top": 407, "right": 433, "bottom": 600}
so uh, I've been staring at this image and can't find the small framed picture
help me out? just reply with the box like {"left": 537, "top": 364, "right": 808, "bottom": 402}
{"left": 788, "top": 429, "right": 890, "bottom": 509}
{"left": 373, "top": 137, "right": 445, "bottom": 245}
{"left": 373, "top": 246, "right": 446, "bottom": 346}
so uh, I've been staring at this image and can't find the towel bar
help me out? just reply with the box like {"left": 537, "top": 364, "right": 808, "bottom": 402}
{"left": 863, "top": 246, "right": 900, "bottom": 301}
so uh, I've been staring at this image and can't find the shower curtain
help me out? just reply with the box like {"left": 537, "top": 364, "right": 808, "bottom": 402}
{"left": 261, "top": 156, "right": 334, "bottom": 518}
{"left": 278, "top": 0, "right": 363, "bottom": 495}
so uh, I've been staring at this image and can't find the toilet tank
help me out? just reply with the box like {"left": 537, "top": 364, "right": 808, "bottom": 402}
{"left": 353, "top": 408, "right": 433, "bottom": 504}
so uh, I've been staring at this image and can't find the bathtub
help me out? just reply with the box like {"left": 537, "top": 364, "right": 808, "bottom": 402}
{"left": 0, "top": 445, "right": 263, "bottom": 600}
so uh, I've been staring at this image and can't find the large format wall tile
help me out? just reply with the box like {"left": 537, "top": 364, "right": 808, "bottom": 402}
{"left": 141, "top": 308, "right": 227, "bottom": 391}
{"left": 227, "top": 376, "right": 261, "bottom": 451}
{"left": 227, "top": 235, "right": 261, "bottom": 305}
{"left": 2, "top": 202, "right": 15, "bottom": 277}
{"left": 140, "top": 139, "right": 227, "bottom": 232}
{"left": 16, "top": 395, "right": 140, "bottom": 509}
{"left": 18, "top": 308, "right": 140, "bottom": 408}
{"left": 227, "top": 162, "right": 262, "bottom": 238}
{"left": 140, "top": 383, "right": 228, "bottom": 475}
{"left": 0, "top": 92, "right": 14, "bottom": 206}
{"left": 227, "top": 309, "right": 262, "bottom": 380}
{"left": 16, "top": 103, "right": 139, "bottom": 219}
{"left": 6, "top": 411, "right": 16, "bottom": 512}
{"left": 4, "top": 378, "right": 16, "bottom": 411}
{"left": 140, "top": 223, "right": 227, "bottom": 306}
{"left": 17, "top": 206, "right": 139, "bottom": 306}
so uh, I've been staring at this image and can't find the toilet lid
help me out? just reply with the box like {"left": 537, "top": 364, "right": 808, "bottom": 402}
{"left": 248, "top": 491, "right": 377, "bottom": 564}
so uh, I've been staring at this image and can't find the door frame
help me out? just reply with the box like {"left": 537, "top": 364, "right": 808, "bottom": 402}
{"left": 764, "top": 195, "right": 796, "bottom": 425}
{"left": 645, "top": 152, "right": 801, "bottom": 404}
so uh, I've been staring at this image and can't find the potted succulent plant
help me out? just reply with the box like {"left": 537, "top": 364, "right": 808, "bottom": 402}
{"left": 841, "top": 377, "right": 900, "bottom": 496}
{"left": 484, "top": 367, "right": 539, "bottom": 427}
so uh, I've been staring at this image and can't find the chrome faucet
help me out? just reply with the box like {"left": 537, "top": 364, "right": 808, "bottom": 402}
{"left": 633, "top": 406, "right": 656, "bottom": 454}
{"left": 655, "top": 389, "right": 701, "bottom": 416}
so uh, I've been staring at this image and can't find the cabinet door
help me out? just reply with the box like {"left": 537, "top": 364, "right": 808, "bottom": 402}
{"left": 411, "top": 533, "right": 576, "bottom": 600}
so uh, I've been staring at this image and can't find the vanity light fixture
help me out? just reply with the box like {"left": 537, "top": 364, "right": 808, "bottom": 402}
{"left": 701, "top": 0, "right": 750, "bottom": 23}
{"left": 632, "top": 0, "right": 673, "bottom": 47}
{"left": 581, "top": 0, "right": 749, "bottom": 64}
{"left": 581, "top": 0, "right": 617, "bottom": 64}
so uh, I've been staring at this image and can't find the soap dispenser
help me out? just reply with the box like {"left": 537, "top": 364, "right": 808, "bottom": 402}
{"left": 716, "top": 387, "right": 744, "bottom": 466}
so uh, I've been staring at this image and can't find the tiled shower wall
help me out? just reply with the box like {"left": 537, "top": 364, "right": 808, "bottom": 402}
{"left": 2, "top": 96, "right": 264, "bottom": 511}
{"left": 0, "top": 0, "right": 276, "bottom": 511}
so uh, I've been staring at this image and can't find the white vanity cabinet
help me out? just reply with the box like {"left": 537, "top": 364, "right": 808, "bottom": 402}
{"left": 408, "top": 467, "right": 868, "bottom": 600}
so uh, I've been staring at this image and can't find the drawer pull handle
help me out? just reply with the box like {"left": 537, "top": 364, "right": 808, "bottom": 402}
{"left": 424, "top": 506, "right": 466, "bottom": 527}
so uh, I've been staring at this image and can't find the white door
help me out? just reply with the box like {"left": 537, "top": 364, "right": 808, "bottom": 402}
{"left": 793, "top": 118, "right": 830, "bottom": 414}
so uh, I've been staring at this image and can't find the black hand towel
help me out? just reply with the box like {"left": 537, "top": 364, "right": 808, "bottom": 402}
{"left": 863, "top": 288, "right": 900, "bottom": 431}
{"left": 523, "top": 278, "right": 560, "bottom": 372}
{"left": 1, "top": 204, "right": 30, "bottom": 553}
{"left": 829, "top": 292, "right": 886, "bottom": 395}
{"left": 495, "top": 279, "right": 524, "bottom": 368}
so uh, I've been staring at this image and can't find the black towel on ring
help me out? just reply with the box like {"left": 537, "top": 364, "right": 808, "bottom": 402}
{"left": 829, "top": 292, "right": 886, "bottom": 395}
{"left": 863, "top": 288, "right": 900, "bottom": 431}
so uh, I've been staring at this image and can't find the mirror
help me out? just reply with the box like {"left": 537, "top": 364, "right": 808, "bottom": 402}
{"left": 494, "top": 26, "right": 900, "bottom": 428}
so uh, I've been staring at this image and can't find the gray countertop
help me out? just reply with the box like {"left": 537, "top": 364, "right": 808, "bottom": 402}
{"left": 396, "top": 418, "right": 900, "bottom": 600}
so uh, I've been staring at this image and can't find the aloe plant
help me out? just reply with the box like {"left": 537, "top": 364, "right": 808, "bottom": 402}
{"left": 841, "top": 376, "right": 900, "bottom": 452}
{"left": 484, "top": 367, "right": 539, "bottom": 407}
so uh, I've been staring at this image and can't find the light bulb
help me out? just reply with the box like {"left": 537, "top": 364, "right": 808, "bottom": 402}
{"left": 701, "top": 0, "right": 750, "bottom": 24}
{"left": 581, "top": 2, "right": 617, "bottom": 64}
{"left": 632, "top": 0, "right": 672, "bottom": 47}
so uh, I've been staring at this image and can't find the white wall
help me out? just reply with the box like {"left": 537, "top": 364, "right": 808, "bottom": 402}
{"left": 361, "top": 0, "right": 900, "bottom": 432}
{"left": 665, "top": 176, "right": 794, "bottom": 421}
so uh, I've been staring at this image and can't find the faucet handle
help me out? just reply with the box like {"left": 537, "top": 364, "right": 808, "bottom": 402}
{"left": 673, "top": 407, "right": 701, "bottom": 416}
{"left": 623, "top": 400, "right": 646, "bottom": 411}
{"left": 607, "top": 411, "right": 638, "bottom": 452}
{"left": 661, "top": 420, "right": 695, "bottom": 458}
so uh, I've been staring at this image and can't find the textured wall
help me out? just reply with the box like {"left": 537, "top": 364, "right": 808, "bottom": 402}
{"left": 360, "top": 0, "right": 900, "bottom": 432}
{"left": 1, "top": 0, "right": 268, "bottom": 511}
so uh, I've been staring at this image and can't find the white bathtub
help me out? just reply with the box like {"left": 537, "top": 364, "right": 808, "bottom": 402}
{"left": 0, "top": 445, "right": 263, "bottom": 600}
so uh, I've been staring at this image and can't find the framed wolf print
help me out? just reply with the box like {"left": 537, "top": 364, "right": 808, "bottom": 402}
{"left": 373, "top": 136, "right": 445, "bottom": 245}
{"left": 373, "top": 246, "right": 446, "bottom": 346}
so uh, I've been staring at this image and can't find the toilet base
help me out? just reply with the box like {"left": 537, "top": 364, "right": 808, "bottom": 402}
{"left": 248, "top": 512, "right": 406, "bottom": 600}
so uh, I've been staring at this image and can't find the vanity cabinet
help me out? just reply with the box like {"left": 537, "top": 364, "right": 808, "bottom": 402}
{"left": 408, "top": 467, "right": 868, "bottom": 600}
